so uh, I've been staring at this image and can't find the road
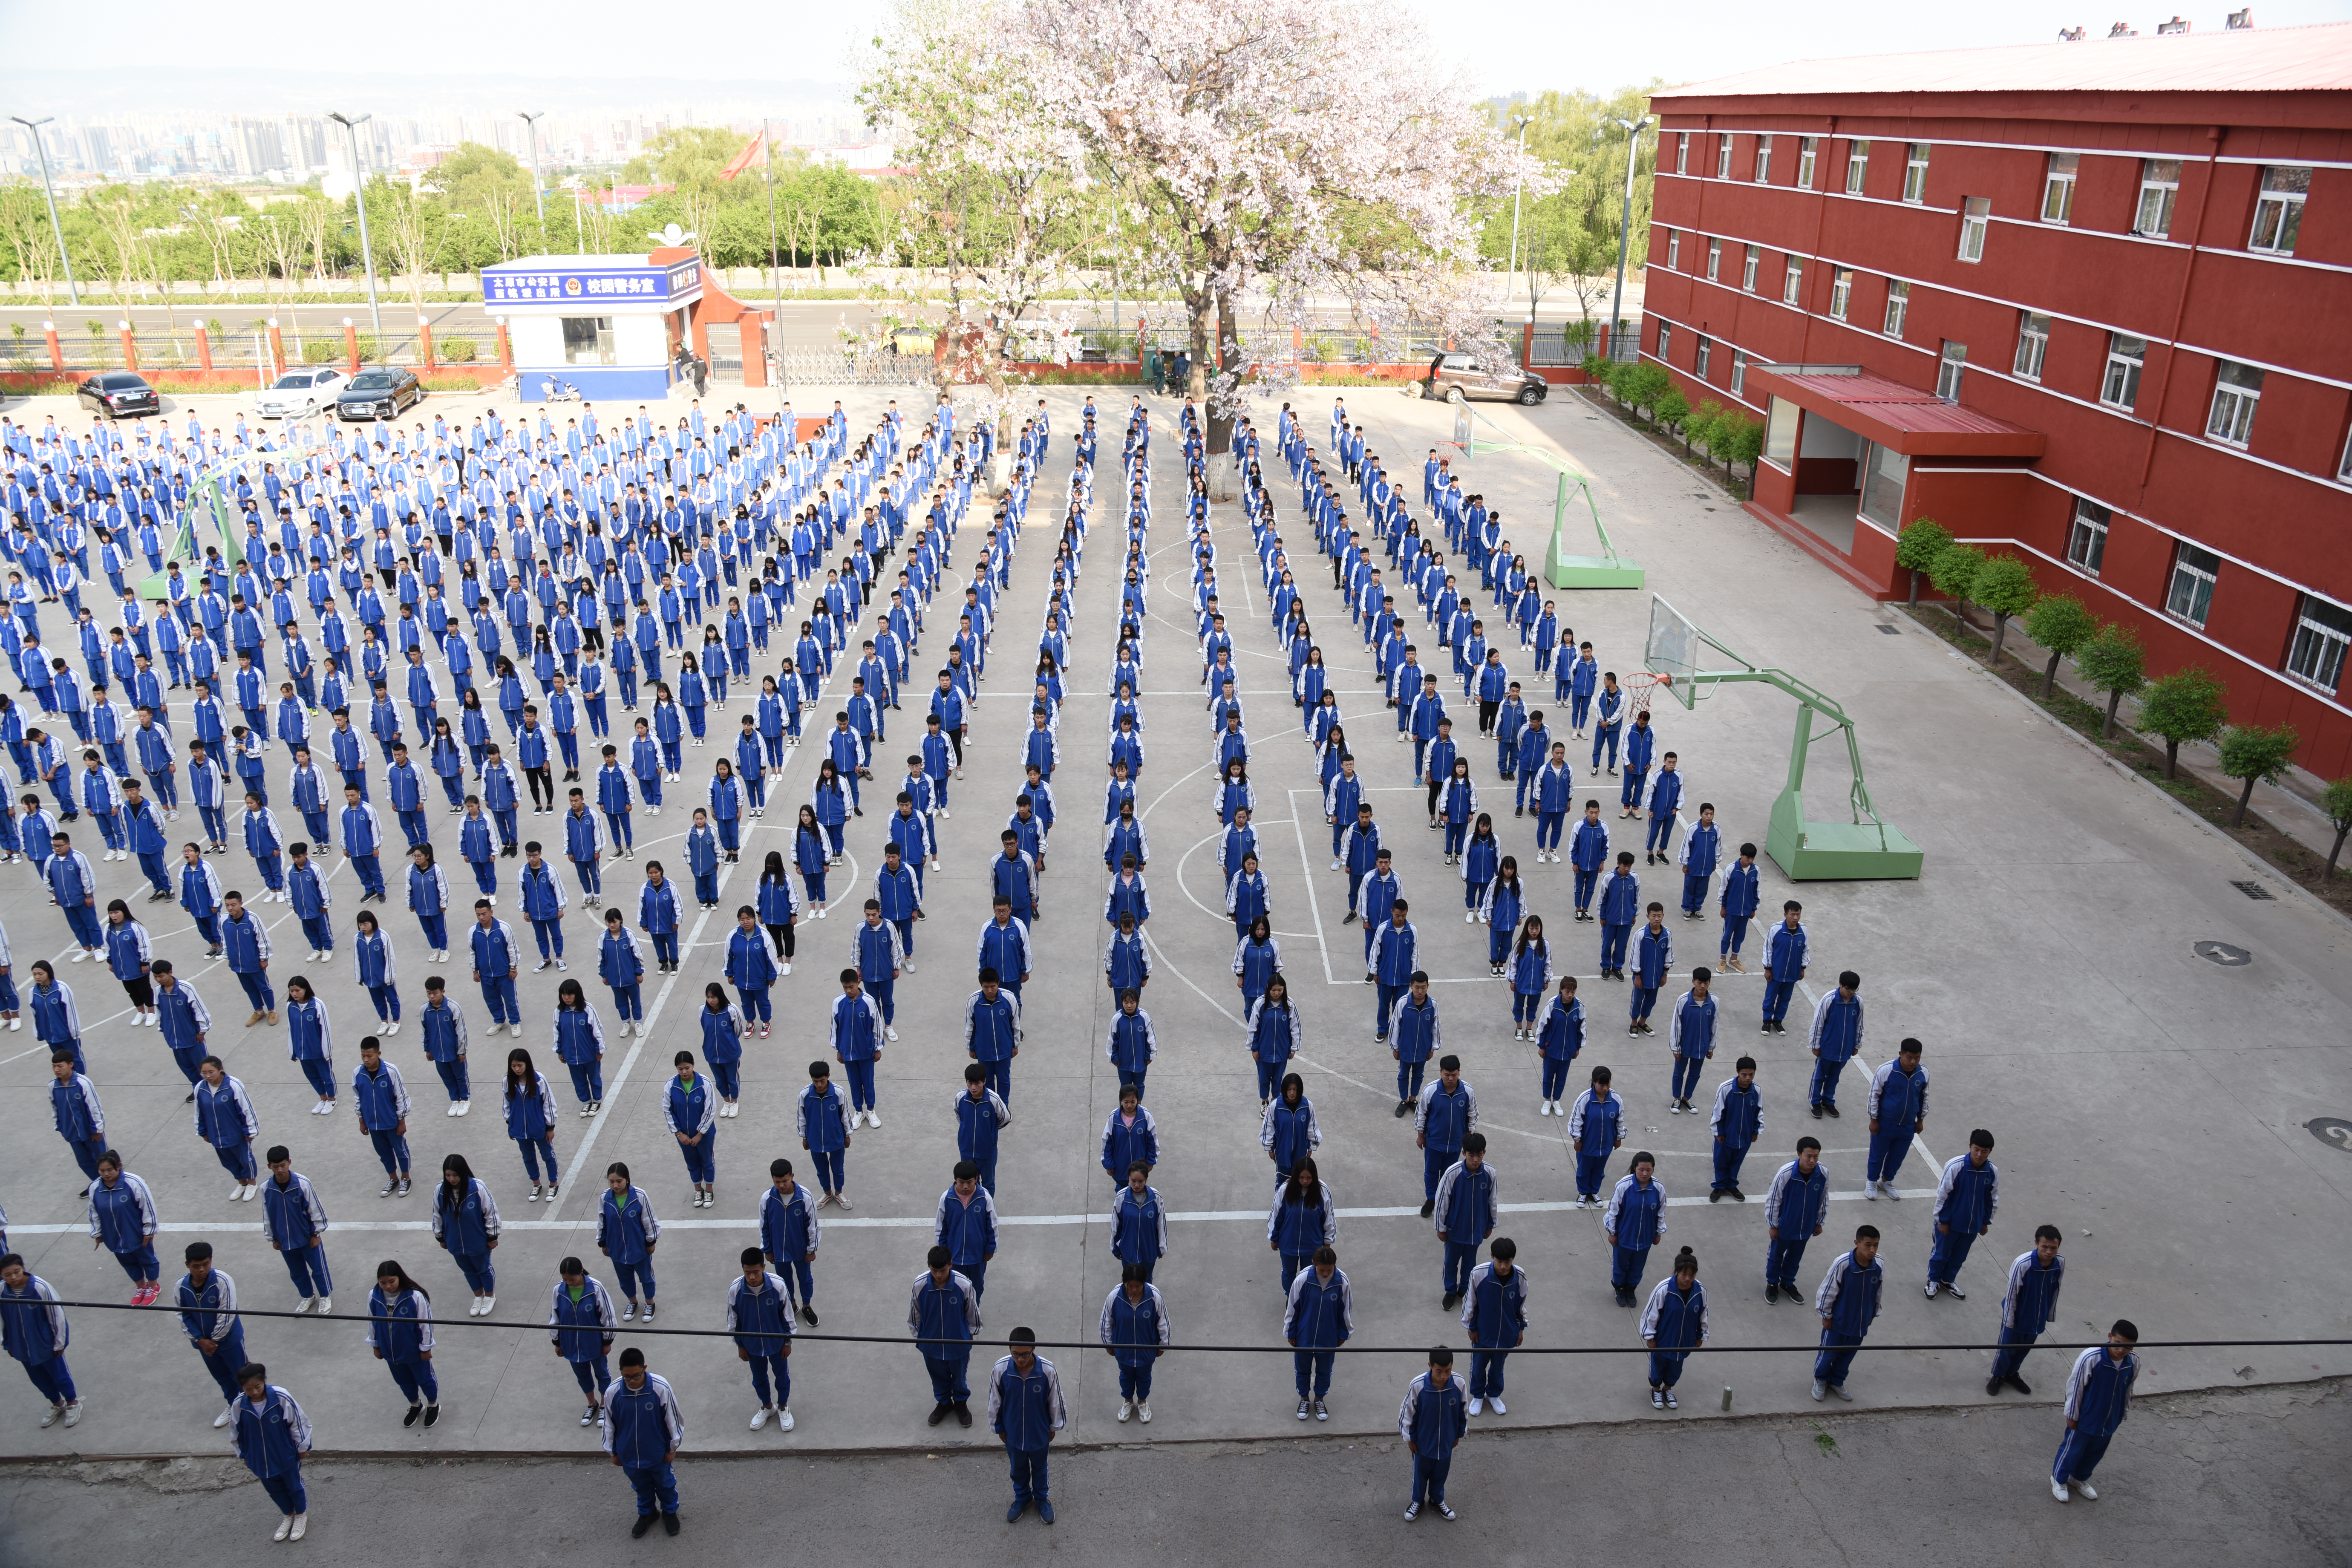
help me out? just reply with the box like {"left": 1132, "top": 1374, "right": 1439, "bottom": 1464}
{"left": 3, "top": 1380, "right": 2343, "bottom": 1566}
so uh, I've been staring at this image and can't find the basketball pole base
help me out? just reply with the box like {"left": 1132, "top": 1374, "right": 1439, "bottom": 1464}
{"left": 1545, "top": 549, "right": 1646, "bottom": 590}
{"left": 1767, "top": 803, "right": 1925, "bottom": 881}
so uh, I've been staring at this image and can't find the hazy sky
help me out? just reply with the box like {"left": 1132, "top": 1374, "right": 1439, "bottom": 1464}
{"left": 8, "top": 0, "right": 2351, "bottom": 97}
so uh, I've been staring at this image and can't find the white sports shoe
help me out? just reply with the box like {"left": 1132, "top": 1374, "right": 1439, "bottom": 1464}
{"left": 1116, "top": 1399, "right": 1133, "bottom": 1423}
{"left": 866, "top": 1109, "right": 882, "bottom": 1128}
{"left": 215, "top": 1405, "right": 234, "bottom": 1428}
{"left": 288, "top": 1514, "right": 306, "bottom": 1541}
{"left": 1136, "top": 1401, "right": 1151, "bottom": 1423}
{"left": 777, "top": 1408, "right": 795, "bottom": 1431}
{"left": 2072, "top": 1481, "right": 2097, "bottom": 1500}
{"left": 884, "top": 1026, "right": 899, "bottom": 1042}
{"left": 1467, "top": 1396, "right": 1484, "bottom": 1415}
{"left": 1488, "top": 1396, "right": 1505, "bottom": 1414}
{"left": 274, "top": 1516, "right": 294, "bottom": 1542}
{"left": 750, "top": 1406, "right": 772, "bottom": 1430}
{"left": 2051, "top": 1480, "right": 2070, "bottom": 1503}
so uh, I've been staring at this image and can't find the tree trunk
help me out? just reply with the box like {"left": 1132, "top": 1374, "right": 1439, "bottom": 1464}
{"left": 1906, "top": 568, "right": 1922, "bottom": 609}
{"left": 2328, "top": 823, "right": 2348, "bottom": 879}
{"left": 2101, "top": 689, "right": 2121, "bottom": 738}
{"left": 2231, "top": 774, "right": 2257, "bottom": 828}
{"left": 1989, "top": 613, "right": 2009, "bottom": 666}
{"left": 2164, "top": 739, "right": 2181, "bottom": 779}
{"left": 2039, "top": 651, "right": 2061, "bottom": 700}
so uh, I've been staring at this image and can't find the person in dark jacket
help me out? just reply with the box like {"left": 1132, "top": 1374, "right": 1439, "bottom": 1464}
{"left": 1399, "top": 1345, "right": 1470, "bottom": 1520}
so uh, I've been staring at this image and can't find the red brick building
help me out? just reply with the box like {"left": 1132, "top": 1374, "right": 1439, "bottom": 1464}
{"left": 1645, "top": 23, "right": 2352, "bottom": 776}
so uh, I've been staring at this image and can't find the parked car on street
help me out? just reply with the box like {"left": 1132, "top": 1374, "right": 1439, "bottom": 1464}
{"left": 78, "top": 371, "right": 160, "bottom": 419}
{"left": 1420, "top": 352, "right": 1548, "bottom": 405}
{"left": 333, "top": 366, "right": 423, "bottom": 421}
{"left": 256, "top": 367, "right": 344, "bottom": 420}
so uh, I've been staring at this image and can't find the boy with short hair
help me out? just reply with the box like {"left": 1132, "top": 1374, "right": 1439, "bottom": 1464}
{"left": 1399, "top": 1344, "right": 1469, "bottom": 1521}
{"left": 2052, "top": 1321, "right": 2140, "bottom": 1503}
{"left": 1924, "top": 1130, "right": 1999, "bottom": 1300}
{"left": 231, "top": 1362, "right": 313, "bottom": 1541}
{"left": 1716, "top": 842, "right": 1760, "bottom": 971}
{"left": 1805, "top": 971, "right": 1865, "bottom": 1118}
{"left": 1432, "top": 1132, "right": 1498, "bottom": 1312}
{"left": 1760, "top": 899, "right": 1807, "bottom": 1035}
{"left": 1708, "top": 1054, "right": 1761, "bottom": 1201}
{"left": 987, "top": 1326, "right": 1067, "bottom": 1525}
{"left": 1811, "top": 1225, "right": 1884, "bottom": 1401}
{"left": 1989, "top": 1225, "right": 2065, "bottom": 1396}
{"left": 725, "top": 1246, "right": 796, "bottom": 1433}
{"left": 759, "top": 1159, "right": 822, "bottom": 1326}
{"left": 1865, "top": 1038, "right": 1929, "bottom": 1199}
{"left": 1763, "top": 1137, "right": 1829, "bottom": 1303}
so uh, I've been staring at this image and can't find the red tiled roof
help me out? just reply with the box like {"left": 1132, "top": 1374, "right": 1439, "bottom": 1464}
{"left": 1659, "top": 22, "right": 2352, "bottom": 101}
{"left": 1752, "top": 366, "right": 2047, "bottom": 457}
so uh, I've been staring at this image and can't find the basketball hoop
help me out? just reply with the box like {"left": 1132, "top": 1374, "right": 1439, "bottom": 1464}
{"left": 1626, "top": 671, "right": 1673, "bottom": 718}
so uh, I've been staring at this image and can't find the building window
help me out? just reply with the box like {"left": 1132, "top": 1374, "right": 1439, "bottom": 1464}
{"left": 1706, "top": 237, "right": 1721, "bottom": 282}
{"left": 2340, "top": 426, "right": 2352, "bottom": 483}
{"left": 1958, "top": 196, "right": 1991, "bottom": 261}
{"left": 2286, "top": 594, "right": 2352, "bottom": 694}
{"left": 1829, "top": 268, "right": 1854, "bottom": 321}
{"left": 2250, "top": 166, "right": 2309, "bottom": 255}
{"left": 1717, "top": 133, "right": 1733, "bottom": 179}
{"left": 1936, "top": 341, "right": 1967, "bottom": 402}
{"left": 2041, "top": 153, "right": 2079, "bottom": 224}
{"left": 1730, "top": 349, "right": 1749, "bottom": 397}
{"left": 1754, "top": 135, "right": 1774, "bottom": 184}
{"left": 561, "top": 316, "right": 617, "bottom": 366}
{"left": 1783, "top": 257, "right": 1804, "bottom": 305}
{"left": 1694, "top": 336, "right": 1713, "bottom": 378}
{"left": 2206, "top": 360, "right": 2265, "bottom": 447}
{"left": 1666, "top": 230, "right": 1681, "bottom": 270}
{"left": 1859, "top": 442, "right": 1911, "bottom": 529}
{"left": 1741, "top": 244, "right": 1759, "bottom": 293}
{"left": 1883, "top": 280, "right": 1909, "bottom": 340}
{"left": 1903, "top": 142, "right": 1931, "bottom": 203}
{"left": 2165, "top": 542, "right": 2221, "bottom": 627}
{"left": 2136, "top": 159, "right": 2180, "bottom": 237}
{"left": 2101, "top": 334, "right": 2146, "bottom": 410}
{"left": 1797, "top": 136, "right": 1818, "bottom": 190}
{"left": 1657, "top": 321, "right": 1674, "bottom": 363}
{"left": 1676, "top": 133, "right": 1689, "bottom": 175}
{"left": 2013, "top": 311, "right": 2050, "bottom": 380}
{"left": 1845, "top": 139, "right": 1870, "bottom": 194}
{"left": 2066, "top": 498, "right": 2111, "bottom": 574}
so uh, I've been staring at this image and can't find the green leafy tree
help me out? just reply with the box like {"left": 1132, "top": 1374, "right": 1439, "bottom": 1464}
{"left": 1624, "top": 362, "right": 1671, "bottom": 419}
{"left": 1724, "top": 416, "right": 1764, "bottom": 481}
{"left": 2137, "top": 666, "right": 2229, "bottom": 779}
{"left": 1895, "top": 519, "right": 1952, "bottom": 609}
{"left": 2216, "top": 723, "right": 2301, "bottom": 828}
{"left": 2023, "top": 593, "right": 2098, "bottom": 699}
{"left": 1927, "top": 542, "right": 1985, "bottom": 608}
{"left": 2320, "top": 776, "right": 2352, "bottom": 878}
{"left": 1655, "top": 386, "right": 1690, "bottom": 440}
{"left": 2075, "top": 623, "right": 2146, "bottom": 739}
{"left": 1972, "top": 554, "right": 2039, "bottom": 665}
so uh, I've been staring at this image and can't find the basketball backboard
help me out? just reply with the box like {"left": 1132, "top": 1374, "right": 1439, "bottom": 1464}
{"left": 1645, "top": 594, "right": 1706, "bottom": 708}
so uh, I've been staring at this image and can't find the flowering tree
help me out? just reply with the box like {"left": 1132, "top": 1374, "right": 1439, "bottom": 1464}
{"left": 1019, "top": 0, "right": 1546, "bottom": 448}
{"left": 857, "top": 0, "right": 1087, "bottom": 410}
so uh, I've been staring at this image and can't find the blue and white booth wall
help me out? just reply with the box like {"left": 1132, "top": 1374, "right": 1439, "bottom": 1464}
{"left": 481, "top": 254, "right": 705, "bottom": 402}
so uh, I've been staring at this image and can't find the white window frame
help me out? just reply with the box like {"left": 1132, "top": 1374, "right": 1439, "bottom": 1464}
{"left": 1657, "top": 321, "right": 1674, "bottom": 362}
{"left": 1845, "top": 139, "right": 1869, "bottom": 195}
{"left": 1797, "top": 136, "right": 1817, "bottom": 190}
{"left": 2249, "top": 165, "right": 2309, "bottom": 255}
{"left": 1754, "top": 135, "right": 1773, "bottom": 184}
{"left": 2013, "top": 311, "right": 2050, "bottom": 380}
{"left": 1666, "top": 229, "right": 1681, "bottom": 270}
{"left": 2206, "top": 360, "right": 2264, "bottom": 448}
{"left": 2286, "top": 593, "right": 2352, "bottom": 694}
{"left": 1883, "top": 280, "right": 1909, "bottom": 340}
{"left": 1903, "top": 143, "right": 1931, "bottom": 204}
{"left": 2340, "top": 425, "right": 2352, "bottom": 484}
{"left": 1706, "top": 237, "right": 1721, "bottom": 282}
{"left": 2165, "top": 542, "right": 2221, "bottom": 628}
{"left": 1936, "top": 341, "right": 1967, "bottom": 402}
{"left": 1694, "top": 335, "right": 1713, "bottom": 379}
{"left": 1782, "top": 257, "right": 1804, "bottom": 305}
{"left": 1675, "top": 133, "right": 1689, "bottom": 175}
{"left": 2136, "top": 159, "right": 2180, "bottom": 237}
{"left": 2041, "top": 153, "right": 2079, "bottom": 224}
{"left": 1829, "top": 267, "right": 1853, "bottom": 321}
{"left": 1958, "top": 196, "right": 1991, "bottom": 262}
{"left": 1741, "top": 244, "right": 1759, "bottom": 293}
{"left": 2066, "top": 499, "right": 2110, "bottom": 575}
{"left": 2101, "top": 334, "right": 2146, "bottom": 410}
{"left": 1717, "top": 133, "right": 1733, "bottom": 179}
{"left": 1730, "top": 349, "right": 1748, "bottom": 397}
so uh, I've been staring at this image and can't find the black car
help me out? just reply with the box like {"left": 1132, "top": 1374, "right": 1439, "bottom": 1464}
{"left": 77, "top": 371, "right": 160, "bottom": 419}
{"left": 333, "top": 366, "right": 424, "bottom": 422}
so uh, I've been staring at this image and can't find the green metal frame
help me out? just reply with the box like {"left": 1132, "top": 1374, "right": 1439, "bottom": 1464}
{"left": 1461, "top": 420, "right": 1644, "bottom": 590}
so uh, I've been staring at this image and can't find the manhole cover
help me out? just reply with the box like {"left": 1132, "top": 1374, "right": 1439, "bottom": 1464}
{"left": 2193, "top": 941, "right": 2251, "bottom": 966}
{"left": 2229, "top": 880, "right": 2275, "bottom": 901}
{"left": 2307, "top": 1117, "right": 2352, "bottom": 1153}
{"left": 1875, "top": 624, "right": 1901, "bottom": 635}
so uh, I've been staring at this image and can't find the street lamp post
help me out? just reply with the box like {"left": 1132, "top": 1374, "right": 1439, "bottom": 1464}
{"left": 1504, "top": 112, "right": 1533, "bottom": 311}
{"left": 518, "top": 111, "right": 547, "bottom": 229}
{"left": 328, "top": 112, "right": 384, "bottom": 352}
{"left": 9, "top": 116, "right": 80, "bottom": 306}
{"left": 1606, "top": 116, "right": 1650, "bottom": 363}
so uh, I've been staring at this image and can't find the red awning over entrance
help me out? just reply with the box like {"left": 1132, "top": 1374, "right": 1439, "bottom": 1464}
{"left": 1751, "top": 364, "right": 2046, "bottom": 458}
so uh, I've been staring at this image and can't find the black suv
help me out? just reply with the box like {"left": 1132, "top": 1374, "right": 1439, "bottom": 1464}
{"left": 334, "top": 366, "right": 424, "bottom": 422}
{"left": 78, "top": 371, "right": 160, "bottom": 419}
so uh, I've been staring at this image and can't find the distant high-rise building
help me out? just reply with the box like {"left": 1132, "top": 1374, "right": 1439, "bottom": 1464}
{"left": 228, "top": 118, "right": 285, "bottom": 177}
{"left": 72, "top": 124, "right": 115, "bottom": 175}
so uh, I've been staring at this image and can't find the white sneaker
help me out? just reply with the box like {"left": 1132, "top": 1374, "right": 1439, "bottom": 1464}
{"left": 383, "top": 1020, "right": 399, "bottom": 1036}
{"left": 61, "top": 1401, "right": 81, "bottom": 1427}
{"left": 1467, "top": 1396, "right": 1484, "bottom": 1415}
{"left": 294, "top": 1295, "right": 313, "bottom": 1314}
{"left": 447, "top": 1103, "right": 461, "bottom": 1117}
{"left": 455, "top": 1100, "right": 471, "bottom": 1116}
{"left": 1923, "top": 1281, "right": 1939, "bottom": 1299}
{"left": 2051, "top": 1480, "right": 2070, "bottom": 1503}
{"left": 2072, "top": 1481, "right": 2098, "bottom": 1500}
{"left": 215, "top": 1405, "right": 234, "bottom": 1428}
{"left": 315, "top": 1297, "right": 331, "bottom": 1313}
{"left": 884, "top": 1026, "right": 899, "bottom": 1042}
{"left": 901, "top": 958, "right": 914, "bottom": 973}
{"left": 866, "top": 1109, "right": 881, "bottom": 1128}
{"left": 1488, "top": 1396, "right": 1505, "bottom": 1414}
{"left": 288, "top": 1514, "right": 306, "bottom": 1542}
{"left": 751, "top": 1406, "right": 773, "bottom": 1430}
{"left": 777, "top": 1407, "right": 794, "bottom": 1431}
{"left": 778, "top": 963, "right": 791, "bottom": 977}
{"left": 1865, "top": 1180, "right": 1881, "bottom": 1199}
{"left": 1811, "top": 1380, "right": 1827, "bottom": 1401}
{"left": 274, "top": 1516, "right": 294, "bottom": 1542}
{"left": 1116, "top": 1399, "right": 1133, "bottom": 1423}
{"left": 232, "top": 1180, "right": 249, "bottom": 1200}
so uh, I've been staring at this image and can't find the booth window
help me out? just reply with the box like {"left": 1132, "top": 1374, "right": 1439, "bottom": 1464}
{"left": 1859, "top": 442, "right": 1910, "bottom": 530}
{"left": 1763, "top": 397, "right": 1800, "bottom": 470}
{"left": 563, "top": 316, "right": 618, "bottom": 366}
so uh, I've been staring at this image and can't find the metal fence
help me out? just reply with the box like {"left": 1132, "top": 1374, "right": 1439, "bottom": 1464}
{"left": 772, "top": 348, "right": 938, "bottom": 388}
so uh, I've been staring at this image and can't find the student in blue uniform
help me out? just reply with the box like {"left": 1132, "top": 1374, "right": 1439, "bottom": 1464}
{"left": 602, "top": 1346, "right": 687, "bottom": 1537}
{"left": 231, "top": 1363, "right": 313, "bottom": 1540}
{"left": 1716, "top": 842, "right": 1760, "bottom": 971}
{"left": 1707, "top": 1054, "right": 1762, "bottom": 1201}
{"left": 1805, "top": 970, "right": 1865, "bottom": 1118}
{"left": 1459, "top": 1237, "right": 1526, "bottom": 1417}
{"left": 1100, "top": 1263, "right": 1170, "bottom": 1425}
{"left": 429, "top": 1154, "right": 501, "bottom": 1315}
{"left": 350, "top": 1036, "right": 412, "bottom": 1197}
{"left": 988, "top": 1326, "right": 1068, "bottom": 1525}
{"left": 1567, "top": 1065, "right": 1623, "bottom": 1205}
{"left": 366, "top": 1259, "right": 439, "bottom": 1426}
{"left": 936, "top": 1162, "right": 999, "bottom": 1298}
{"left": 1399, "top": 1344, "right": 1470, "bottom": 1521}
{"left": 1925, "top": 1130, "right": 2000, "bottom": 1300}
{"left": 1433, "top": 1133, "right": 1498, "bottom": 1311}
{"left": 1414, "top": 1054, "right": 1477, "bottom": 1217}
{"left": 760, "top": 1159, "right": 823, "bottom": 1326}
{"left": 548, "top": 1255, "right": 619, "bottom": 1428}
{"left": 799, "top": 1061, "right": 855, "bottom": 1208}
{"left": 1865, "top": 1038, "right": 1929, "bottom": 1199}
{"left": 1603, "top": 1151, "right": 1666, "bottom": 1307}
{"left": 911, "top": 1243, "right": 984, "bottom": 1429}
{"left": 1261, "top": 1072, "right": 1321, "bottom": 1182}
{"left": 1640, "top": 1246, "right": 1709, "bottom": 1409}
{"left": 726, "top": 1246, "right": 797, "bottom": 1433}
{"left": 1760, "top": 899, "right": 1807, "bottom": 1034}
{"left": 0, "top": 1253, "right": 77, "bottom": 1427}
{"left": 2052, "top": 1321, "right": 2140, "bottom": 1504}
{"left": 1811, "top": 1225, "right": 1883, "bottom": 1401}
{"left": 1535, "top": 975, "right": 1584, "bottom": 1115}
{"left": 1284, "top": 1244, "right": 1352, "bottom": 1421}
{"left": 174, "top": 1242, "right": 245, "bottom": 1423}
{"left": 1243, "top": 976, "right": 1299, "bottom": 1107}
{"left": 1763, "top": 1137, "right": 1829, "bottom": 1303}
{"left": 664, "top": 1051, "right": 718, "bottom": 1209}
{"left": 1109, "top": 1160, "right": 1167, "bottom": 1284}
{"left": 596, "top": 1162, "right": 661, "bottom": 1322}
{"left": 1989, "top": 1225, "right": 2066, "bottom": 1397}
